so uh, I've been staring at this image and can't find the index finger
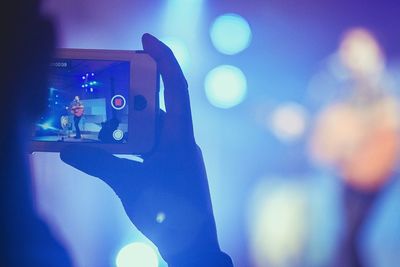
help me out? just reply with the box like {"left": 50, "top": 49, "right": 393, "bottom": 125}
{"left": 142, "top": 33, "right": 194, "bottom": 138}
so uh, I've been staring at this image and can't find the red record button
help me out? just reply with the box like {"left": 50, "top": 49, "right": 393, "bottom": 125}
{"left": 111, "top": 95, "right": 126, "bottom": 110}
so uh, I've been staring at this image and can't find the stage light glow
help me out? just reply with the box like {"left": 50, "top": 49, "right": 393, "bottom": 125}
{"left": 116, "top": 242, "right": 158, "bottom": 267}
{"left": 269, "top": 102, "right": 308, "bottom": 142}
{"left": 161, "top": 37, "right": 190, "bottom": 71}
{"left": 38, "top": 121, "right": 58, "bottom": 131}
{"left": 159, "top": 79, "right": 166, "bottom": 112}
{"left": 156, "top": 212, "right": 166, "bottom": 223}
{"left": 41, "top": 122, "right": 52, "bottom": 130}
{"left": 210, "top": 13, "right": 252, "bottom": 55}
{"left": 171, "top": 0, "right": 202, "bottom": 3}
{"left": 205, "top": 65, "right": 247, "bottom": 109}
{"left": 339, "top": 28, "right": 385, "bottom": 78}
{"left": 247, "top": 179, "right": 309, "bottom": 267}
{"left": 162, "top": 0, "right": 204, "bottom": 37}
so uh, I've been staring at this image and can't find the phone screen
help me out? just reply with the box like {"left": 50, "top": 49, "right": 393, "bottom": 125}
{"left": 33, "top": 58, "right": 130, "bottom": 143}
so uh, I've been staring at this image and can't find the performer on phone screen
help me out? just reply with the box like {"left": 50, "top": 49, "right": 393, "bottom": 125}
{"left": 70, "top": 96, "right": 84, "bottom": 139}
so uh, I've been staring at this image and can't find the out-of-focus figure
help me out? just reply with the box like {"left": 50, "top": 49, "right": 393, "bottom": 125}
{"left": 310, "top": 28, "right": 399, "bottom": 192}
{"left": 309, "top": 28, "right": 400, "bottom": 267}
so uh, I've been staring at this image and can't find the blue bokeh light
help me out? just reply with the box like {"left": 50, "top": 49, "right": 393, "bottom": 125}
{"left": 205, "top": 65, "right": 247, "bottom": 109}
{"left": 210, "top": 13, "right": 252, "bottom": 55}
{"left": 116, "top": 242, "right": 159, "bottom": 267}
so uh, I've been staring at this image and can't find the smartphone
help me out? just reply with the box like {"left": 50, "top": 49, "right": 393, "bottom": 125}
{"left": 30, "top": 48, "right": 159, "bottom": 154}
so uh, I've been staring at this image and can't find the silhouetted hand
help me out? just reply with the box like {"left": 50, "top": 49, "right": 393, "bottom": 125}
{"left": 60, "top": 34, "right": 232, "bottom": 266}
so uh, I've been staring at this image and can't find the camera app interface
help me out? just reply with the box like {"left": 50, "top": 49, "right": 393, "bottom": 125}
{"left": 33, "top": 58, "right": 130, "bottom": 143}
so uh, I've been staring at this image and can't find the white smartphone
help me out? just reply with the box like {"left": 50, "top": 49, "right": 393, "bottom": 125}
{"left": 30, "top": 48, "right": 159, "bottom": 154}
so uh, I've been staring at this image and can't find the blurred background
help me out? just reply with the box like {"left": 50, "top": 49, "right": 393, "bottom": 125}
{"left": 30, "top": 0, "right": 400, "bottom": 266}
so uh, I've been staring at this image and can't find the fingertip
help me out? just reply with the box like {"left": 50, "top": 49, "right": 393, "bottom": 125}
{"left": 142, "top": 33, "right": 162, "bottom": 59}
{"left": 141, "top": 32, "right": 155, "bottom": 46}
{"left": 141, "top": 33, "right": 176, "bottom": 63}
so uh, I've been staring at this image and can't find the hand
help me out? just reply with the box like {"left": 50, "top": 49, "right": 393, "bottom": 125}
{"left": 60, "top": 34, "right": 232, "bottom": 266}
